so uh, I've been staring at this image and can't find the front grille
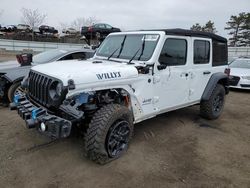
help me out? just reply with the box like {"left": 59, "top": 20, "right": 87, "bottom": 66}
{"left": 229, "top": 76, "right": 240, "bottom": 86}
{"left": 28, "top": 71, "right": 53, "bottom": 107}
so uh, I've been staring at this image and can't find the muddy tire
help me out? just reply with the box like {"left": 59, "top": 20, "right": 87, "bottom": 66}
{"left": 85, "top": 104, "right": 134, "bottom": 164}
{"left": 200, "top": 84, "right": 225, "bottom": 120}
{"left": 7, "top": 81, "right": 21, "bottom": 102}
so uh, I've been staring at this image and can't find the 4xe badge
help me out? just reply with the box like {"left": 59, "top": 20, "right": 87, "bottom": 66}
{"left": 96, "top": 72, "right": 121, "bottom": 80}
{"left": 142, "top": 98, "right": 152, "bottom": 105}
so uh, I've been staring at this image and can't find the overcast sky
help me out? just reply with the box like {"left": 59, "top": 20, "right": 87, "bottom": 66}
{"left": 0, "top": 0, "right": 249, "bottom": 38}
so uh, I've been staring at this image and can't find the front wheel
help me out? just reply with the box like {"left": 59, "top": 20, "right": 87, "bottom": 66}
{"left": 7, "top": 81, "right": 21, "bottom": 102}
{"left": 200, "top": 84, "right": 225, "bottom": 120}
{"left": 85, "top": 104, "right": 134, "bottom": 164}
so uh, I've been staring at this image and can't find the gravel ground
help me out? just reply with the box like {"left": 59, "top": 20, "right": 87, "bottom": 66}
{"left": 0, "top": 90, "right": 250, "bottom": 188}
{"left": 0, "top": 54, "right": 16, "bottom": 62}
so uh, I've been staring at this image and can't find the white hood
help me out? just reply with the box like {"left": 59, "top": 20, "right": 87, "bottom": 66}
{"left": 230, "top": 68, "right": 250, "bottom": 77}
{"left": 31, "top": 59, "right": 139, "bottom": 86}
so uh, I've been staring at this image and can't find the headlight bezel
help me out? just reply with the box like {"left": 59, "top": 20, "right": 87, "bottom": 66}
{"left": 49, "top": 81, "right": 64, "bottom": 100}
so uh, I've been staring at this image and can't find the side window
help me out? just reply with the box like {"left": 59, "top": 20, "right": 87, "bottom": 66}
{"left": 159, "top": 38, "right": 187, "bottom": 66}
{"left": 59, "top": 52, "right": 86, "bottom": 61}
{"left": 60, "top": 54, "right": 73, "bottom": 60}
{"left": 212, "top": 41, "right": 228, "bottom": 66}
{"left": 105, "top": 24, "right": 112, "bottom": 29}
{"left": 194, "top": 40, "right": 210, "bottom": 64}
{"left": 98, "top": 24, "right": 105, "bottom": 29}
{"left": 71, "top": 52, "right": 86, "bottom": 59}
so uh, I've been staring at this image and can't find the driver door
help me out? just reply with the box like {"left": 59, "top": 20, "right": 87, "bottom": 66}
{"left": 154, "top": 37, "right": 191, "bottom": 112}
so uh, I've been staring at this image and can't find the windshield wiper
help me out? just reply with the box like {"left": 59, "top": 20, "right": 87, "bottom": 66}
{"left": 138, "top": 35, "right": 146, "bottom": 60}
{"left": 128, "top": 36, "right": 146, "bottom": 64}
{"left": 117, "top": 35, "right": 127, "bottom": 58}
{"left": 107, "top": 35, "right": 126, "bottom": 60}
{"left": 128, "top": 48, "right": 141, "bottom": 64}
{"left": 107, "top": 47, "right": 120, "bottom": 60}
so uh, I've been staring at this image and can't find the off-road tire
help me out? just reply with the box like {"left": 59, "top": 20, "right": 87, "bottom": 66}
{"left": 200, "top": 84, "right": 225, "bottom": 120}
{"left": 7, "top": 81, "right": 21, "bottom": 102}
{"left": 85, "top": 104, "right": 134, "bottom": 164}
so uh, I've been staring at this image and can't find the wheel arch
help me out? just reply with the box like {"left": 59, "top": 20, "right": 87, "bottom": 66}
{"left": 66, "top": 85, "right": 141, "bottom": 121}
{"left": 201, "top": 72, "right": 229, "bottom": 101}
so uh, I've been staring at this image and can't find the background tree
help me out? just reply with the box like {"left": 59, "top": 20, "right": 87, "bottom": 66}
{"left": 190, "top": 20, "right": 217, "bottom": 33}
{"left": 202, "top": 20, "right": 217, "bottom": 33}
{"left": 238, "top": 13, "right": 250, "bottom": 46}
{"left": 190, "top": 23, "right": 203, "bottom": 31}
{"left": 225, "top": 12, "right": 246, "bottom": 46}
{"left": 60, "top": 17, "right": 99, "bottom": 32}
{"left": 20, "top": 8, "right": 47, "bottom": 28}
{"left": 71, "top": 17, "right": 99, "bottom": 31}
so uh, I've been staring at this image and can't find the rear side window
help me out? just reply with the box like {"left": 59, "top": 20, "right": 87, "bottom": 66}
{"left": 212, "top": 41, "right": 228, "bottom": 66}
{"left": 194, "top": 40, "right": 210, "bottom": 64}
{"left": 159, "top": 38, "right": 187, "bottom": 66}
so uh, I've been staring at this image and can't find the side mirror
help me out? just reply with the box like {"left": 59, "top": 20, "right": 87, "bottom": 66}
{"left": 16, "top": 53, "right": 33, "bottom": 66}
{"left": 157, "top": 64, "right": 167, "bottom": 70}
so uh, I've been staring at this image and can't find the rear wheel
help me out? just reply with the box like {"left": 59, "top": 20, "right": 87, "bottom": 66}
{"left": 7, "top": 81, "right": 21, "bottom": 102}
{"left": 85, "top": 104, "right": 133, "bottom": 164}
{"left": 200, "top": 84, "right": 225, "bottom": 120}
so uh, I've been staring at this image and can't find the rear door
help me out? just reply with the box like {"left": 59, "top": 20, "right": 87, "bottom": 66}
{"left": 188, "top": 38, "right": 212, "bottom": 102}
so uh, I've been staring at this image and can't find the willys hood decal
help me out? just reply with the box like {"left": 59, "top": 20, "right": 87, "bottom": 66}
{"left": 31, "top": 59, "right": 139, "bottom": 86}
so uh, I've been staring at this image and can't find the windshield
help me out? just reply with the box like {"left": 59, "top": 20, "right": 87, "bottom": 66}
{"left": 229, "top": 59, "right": 250, "bottom": 69}
{"left": 32, "top": 49, "right": 67, "bottom": 64}
{"left": 96, "top": 34, "right": 159, "bottom": 61}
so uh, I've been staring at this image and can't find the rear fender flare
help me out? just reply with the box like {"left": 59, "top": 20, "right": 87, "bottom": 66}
{"left": 201, "top": 72, "right": 229, "bottom": 101}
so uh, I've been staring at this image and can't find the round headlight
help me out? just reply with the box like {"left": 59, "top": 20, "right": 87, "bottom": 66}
{"left": 56, "top": 82, "right": 63, "bottom": 96}
{"left": 49, "top": 81, "right": 63, "bottom": 99}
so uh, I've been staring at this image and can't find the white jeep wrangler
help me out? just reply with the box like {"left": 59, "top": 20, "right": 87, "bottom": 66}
{"left": 10, "top": 29, "right": 229, "bottom": 164}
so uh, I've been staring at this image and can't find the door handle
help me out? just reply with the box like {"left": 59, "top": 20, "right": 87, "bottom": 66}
{"left": 181, "top": 72, "right": 189, "bottom": 77}
{"left": 203, "top": 71, "right": 211, "bottom": 75}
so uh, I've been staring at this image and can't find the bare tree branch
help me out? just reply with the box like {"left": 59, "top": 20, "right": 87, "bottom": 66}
{"left": 20, "top": 8, "right": 47, "bottom": 27}
{"left": 70, "top": 17, "right": 100, "bottom": 31}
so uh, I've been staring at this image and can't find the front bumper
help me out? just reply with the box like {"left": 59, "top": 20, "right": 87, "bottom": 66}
{"left": 10, "top": 93, "right": 72, "bottom": 138}
{"left": 229, "top": 76, "right": 250, "bottom": 90}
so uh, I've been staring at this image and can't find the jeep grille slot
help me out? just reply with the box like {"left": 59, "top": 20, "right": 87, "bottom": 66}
{"left": 29, "top": 71, "right": 53, "bottom": 107}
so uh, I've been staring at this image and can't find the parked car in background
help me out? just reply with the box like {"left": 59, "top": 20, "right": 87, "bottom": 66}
{"left": 229, "top": 57, "right": 250, "bottom": 89}
{"left": 6, "top": 25, "right": 17, "bottom": 32}
{"left": 0, "top": 25, "right": 6, "bottom": 32}
{"left": 32, "top": 27, "right": 41, "bottom": 35}
{"left": 39, "top": 25, "right": 58, "bottom": 34}
{"left": 62, "top": 28, "right": 78, "bottom": 35}
{"left": 228, "top": 56, "right": 238, "bottom": 64}
{"left": 0, "top": 25, "right": 17, "bottom": 32}
{"left": 81, "top": 23, "right": 121, "bottom": 39}
{"left": 0, "top": 48, "right": 95, "bottom": 105}
{"left": 17, "top": 24, "right": 31, "bottom": 32}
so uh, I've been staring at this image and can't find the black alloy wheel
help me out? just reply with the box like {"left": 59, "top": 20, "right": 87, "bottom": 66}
{"left": 106, "top": 120, "right": 131, "bottom": 158}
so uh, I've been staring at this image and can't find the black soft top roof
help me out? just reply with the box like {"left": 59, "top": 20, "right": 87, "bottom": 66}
{"left": 142, "top": 29, "right": 227, "bottom": 43}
